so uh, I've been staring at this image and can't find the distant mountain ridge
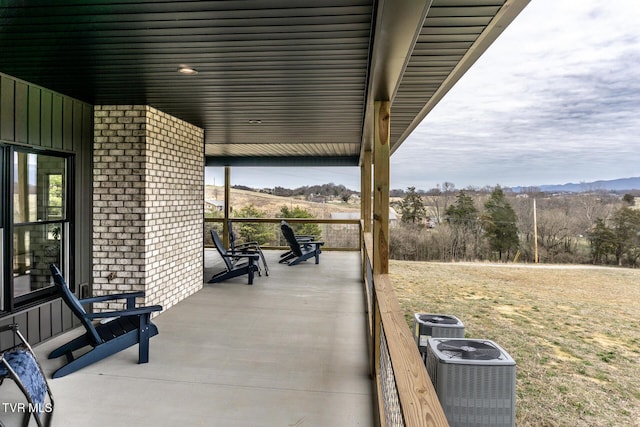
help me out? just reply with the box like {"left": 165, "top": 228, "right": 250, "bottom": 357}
{"left": 512, "top": 177, "right": 640, "bottom": 193}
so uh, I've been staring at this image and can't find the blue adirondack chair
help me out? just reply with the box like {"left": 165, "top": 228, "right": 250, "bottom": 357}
{"left": 209, "top": 230, "right": 260, "bottom": 285}
{"left": 48, "top": 264, "right": 162, "bottom": 378}
{"left": 279, "top": 221, "right": 324, "bottom": 266}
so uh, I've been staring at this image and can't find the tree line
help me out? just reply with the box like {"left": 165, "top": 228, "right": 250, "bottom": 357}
{"left": 234, "top": 182, "right": 356, "bottom": 202}
{"left": 391, "top": 184, "right": 640, "bottom": 267}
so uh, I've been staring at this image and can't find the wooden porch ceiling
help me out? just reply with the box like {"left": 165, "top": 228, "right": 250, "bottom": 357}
{"left": 0, "top": 0, "right": 529, "bottom": 166}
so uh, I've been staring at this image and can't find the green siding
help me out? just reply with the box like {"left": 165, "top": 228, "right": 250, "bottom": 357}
{"left": 14, "top": 81, "right": 28, "bottom": 143}
{"left": 40, "top": 89, "right": 52, "bottom": 148}
{"left": 52, "top": 93, "right": 63, "bottom": 149}
{"left": 73, "top": 102, "right": 84, "bottom": 152}
{"left": 1, "top": 76, "right": 15, "bottom": 141}
{"left": 64, "top": 97, "right": 74, "bottom": 151}
{"left": 39, "top": 303, "right": 52, "bottom": 341}
{"left": 0, "top": 302, "right": 78, "bottom": 352}
{"left": 28, "top": 85, "right": 41, "bottom": 145}
{"left": 0, "top": 72, "right": 93, "bottom": 347}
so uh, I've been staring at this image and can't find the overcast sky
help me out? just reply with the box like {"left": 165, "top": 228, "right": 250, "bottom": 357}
{"left": 207, "top": 0, "right": 640, "bottom": 191}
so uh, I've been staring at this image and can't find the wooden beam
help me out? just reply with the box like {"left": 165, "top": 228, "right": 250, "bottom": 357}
{"left": 373, "top": 101, "right": 390, "bottom": 275}
{"left": 360, "top": 0, "right": 432, "bottom": 159}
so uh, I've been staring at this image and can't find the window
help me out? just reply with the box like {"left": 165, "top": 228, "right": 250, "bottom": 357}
{"left": 4, "top": 149, "right": 70, "bottom": 308}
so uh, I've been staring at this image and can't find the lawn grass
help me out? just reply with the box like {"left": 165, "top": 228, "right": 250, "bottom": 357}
{"left": 389, "top": 261, "right": 640, "bottom": 427}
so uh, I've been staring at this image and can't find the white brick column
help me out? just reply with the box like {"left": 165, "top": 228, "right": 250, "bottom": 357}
{"left": 93, "top": 105, "right": 204, "bottom": 311}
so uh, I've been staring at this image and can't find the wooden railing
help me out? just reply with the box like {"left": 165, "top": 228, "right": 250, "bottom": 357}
{"left": 362, "top": 232, "right": 449, "bottom": 427}
{"left": 204, "top": 217, "right": 362, "bottom": 251}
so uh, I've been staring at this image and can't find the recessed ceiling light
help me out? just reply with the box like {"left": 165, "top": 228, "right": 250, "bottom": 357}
{"left": 177, "top": 66, "right": 198, "bottom": 75}
{"left": 248, "top": 119, "right": 262, "bottom": 124}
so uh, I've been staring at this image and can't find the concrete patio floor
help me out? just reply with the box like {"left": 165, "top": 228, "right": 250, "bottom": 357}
{"left": 16, "top": 250, "right": 373, "bottom": 427}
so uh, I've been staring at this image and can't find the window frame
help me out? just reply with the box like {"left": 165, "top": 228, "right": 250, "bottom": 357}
{"left": 2, "top": 145, "right": 74, "bottom": 312}
{"left": 1, "top": 145, "right": 6, "bottom": 312}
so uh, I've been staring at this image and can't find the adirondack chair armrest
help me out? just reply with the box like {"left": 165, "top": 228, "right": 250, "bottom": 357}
{"left": 85, "top": 305, "right": 163, "bottom": 320}
{"left": 233, "top": 242, "right": 260, "bottom": 250}
{"left": 296, "top": 235, "right": 315, "bottom": 239}
{"left": 220, "top": 253, "right": 259, "bottom": 261}
{"left": 225, "top": 248, "right": 259, "bottom": 255}
{"left": 80, "top": 291, "right": 146, "bottom": 307}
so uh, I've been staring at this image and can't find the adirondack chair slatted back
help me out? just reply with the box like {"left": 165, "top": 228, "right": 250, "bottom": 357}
{"left": 228, "top": 221, "right": 238, "bottom": 251}
{"left": 281, "top": 222, "right": 303, "bottom": 257}
{"left": 210, "top": 230, "right": 234, "bottom": 271}
{"left": 49, "top": 264, "right": 102, "bottom": 345}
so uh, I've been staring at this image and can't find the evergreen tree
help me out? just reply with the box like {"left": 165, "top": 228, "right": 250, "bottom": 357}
{"left": 610, "top": 206, "right": 640, "bottom": 266}
{"left": 278, "top": 205, "right": 322, "bottom": 238}
{"left": 234, "top": 205, "right": 272, "bottom": 244}
{"left": 482, "top": 186, "right": 519, "bottom": 260}
{"left": 446, "top": 191, "right": 477, "bottom": 225}
{"left": 589, "top": 218, "right": 616, "bottom": 264}
{"left": 400, "top": 186, "right": 426, "bottom": 224}
{"left": 588, "top": 208, "right": 640, "bottom": 266}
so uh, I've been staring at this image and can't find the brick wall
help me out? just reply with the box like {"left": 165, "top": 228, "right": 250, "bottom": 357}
{"left": 93, "top": 105, "right": 204, "bottom": 312}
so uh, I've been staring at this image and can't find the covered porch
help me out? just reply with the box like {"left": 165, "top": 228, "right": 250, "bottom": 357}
{"left": 1, "top": 1, "right": 531, "bottom": 425}
{"left": 31, "top": 251, "right": 371, "bottom": 426}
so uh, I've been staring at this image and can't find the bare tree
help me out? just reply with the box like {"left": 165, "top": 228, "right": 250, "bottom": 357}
{"left": 512, "top": 196, "right": 535, "bottom": 261}
{"left": 536, "top": 208, "right": 578, "bottom": 262}
{"left": 574, "top": 191, "right": 616, "bottom": 233}
{"left": 425, "top": 181, "right": 456, "bottom": 224}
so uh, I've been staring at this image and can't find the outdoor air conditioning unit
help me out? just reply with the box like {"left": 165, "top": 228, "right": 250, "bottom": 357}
{"left": 413, "top": 313, "right": 465, "bottom": 362}
{"left": 426, "top": 338, "right": 516, "bottom": 427}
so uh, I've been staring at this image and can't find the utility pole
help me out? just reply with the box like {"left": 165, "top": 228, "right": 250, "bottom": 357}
{"left": 533, "top": 198, "right": 539, "bottom": 263}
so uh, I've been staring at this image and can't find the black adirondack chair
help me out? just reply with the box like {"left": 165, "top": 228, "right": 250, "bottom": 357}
{"left": 209, "top": 230, "right": 260, "bottom": 285}
{"left": 278, "top": 220, "right": 315, "bottom": 261}
{"left": 279, "top": 221, "right": 324, "bottom": 266}
{"left": 228, "top": 221, "right": 269, "bottom": 276}
{"left": 0, "top": 324, "right": 54, "bottom": 427}
{"left": 48, "top": 264, "right": 163, "bottom": 378}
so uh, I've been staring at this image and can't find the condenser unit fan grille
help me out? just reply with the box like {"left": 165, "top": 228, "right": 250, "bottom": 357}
{"left": 418, "top": 314, "right": 460, "bottom": 324}
{"left": 437, "top": 339, "right": 502, "bottom": 360}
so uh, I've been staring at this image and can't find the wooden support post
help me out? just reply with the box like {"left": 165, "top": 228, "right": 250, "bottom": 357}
{"left": 361, "top": 150, "right": 372, "bottom": 234}
{"left": 373, "top": 101, "right": 390, "bottom": 275}
{"left": 223, "top": 166, "right": 231, "bottom": 249}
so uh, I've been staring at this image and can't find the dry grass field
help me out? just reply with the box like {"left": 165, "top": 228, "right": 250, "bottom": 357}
{"left": 206, "top": 185, "right": 359, "bottom": 218}
{"left": 389, "top": 261, "right": 640, "bottom": 427}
